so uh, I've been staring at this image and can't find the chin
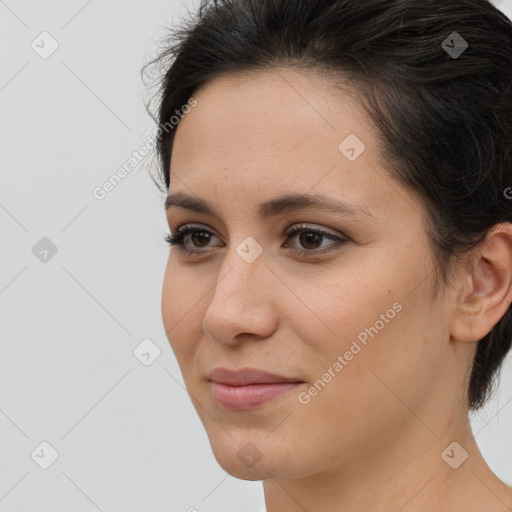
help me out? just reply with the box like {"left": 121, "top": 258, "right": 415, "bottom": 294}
{"left": 217, "top": 459, "right": 269, "bottom": 481}
{"left": 207, "top": 432, "right": 309, "bottom": 481}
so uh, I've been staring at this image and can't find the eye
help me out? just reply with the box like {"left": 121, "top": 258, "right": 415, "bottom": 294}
{"left": 164, "top": 224, "right": 222, "bottom": 256}
{"left": 283, "top": 223, "right": 348, "bottom": 256}
{"left": 164, "top": 223, "right": 348, "bottom": 257}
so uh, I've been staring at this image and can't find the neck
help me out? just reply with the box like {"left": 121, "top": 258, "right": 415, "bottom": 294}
{"left": 263, "top": 414, "right": 512, "bottom": 512}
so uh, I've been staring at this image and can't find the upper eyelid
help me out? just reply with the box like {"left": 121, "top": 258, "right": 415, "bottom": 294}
{"left": 166, "top": 224, "right": 349, "bottom": 258}
{"left": 172, "top": 223, "right": 345, "bottom": 239}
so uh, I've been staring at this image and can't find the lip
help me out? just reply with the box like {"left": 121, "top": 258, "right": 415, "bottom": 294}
{"left": 207, "top": 367, "right": 305, "bottom": 411}
{"left": 208, "top": 367, "right": 303, "bottom": 386}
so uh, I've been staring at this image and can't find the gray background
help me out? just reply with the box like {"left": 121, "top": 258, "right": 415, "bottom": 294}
{"left": 0, "top": 0, "right": 511, "bottom": 510}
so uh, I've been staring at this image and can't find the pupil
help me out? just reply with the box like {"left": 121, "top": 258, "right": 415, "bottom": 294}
{"left": 192, "top": 233, "right": 210, "bottom": 247}
{"left": 301, "top": 232, "right": 320, "bottom": 249}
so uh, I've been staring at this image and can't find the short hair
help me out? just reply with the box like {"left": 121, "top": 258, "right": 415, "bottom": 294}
{"left": 142, "top": 0, "right": 512, "bottom": 410}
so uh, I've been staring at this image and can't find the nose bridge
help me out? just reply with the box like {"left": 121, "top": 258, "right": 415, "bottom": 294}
{"left": 202, "top": 238, "right": 276, "bottom": 343}
{"left": 210, "top": 239, "right": 268, "bottom": 313}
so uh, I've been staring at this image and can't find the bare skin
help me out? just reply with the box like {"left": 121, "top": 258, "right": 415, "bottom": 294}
{"left": 161, "top": 67, "right": 512, "bottom": 512}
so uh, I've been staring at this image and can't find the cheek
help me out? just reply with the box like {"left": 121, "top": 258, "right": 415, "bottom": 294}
{"left": 161, "top": 257, "right": 203, "bottom": 371}
{"left": 279, "top": 269, "right": 444, "bottom": 464}
{"left": 289, "top": 247, "right": 442, "bottom": 399}
{"left": 284, "top": 254, "right": 405, "bottom": 353}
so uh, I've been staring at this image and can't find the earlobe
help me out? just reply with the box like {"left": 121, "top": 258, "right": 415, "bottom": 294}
{"left": 450, "top": 223, "right": 512, "bottom": 343}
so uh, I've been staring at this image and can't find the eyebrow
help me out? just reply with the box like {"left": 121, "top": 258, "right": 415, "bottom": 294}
{"left": 165, "top": 191, "right": 374, "bottom": 219}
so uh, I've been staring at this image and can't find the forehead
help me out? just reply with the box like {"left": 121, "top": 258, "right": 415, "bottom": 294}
{"left": 168, "top": 67, "right": 406, "bottom": 221}
{"left": 174, "top": 67, "right": 368, "bottom": 154}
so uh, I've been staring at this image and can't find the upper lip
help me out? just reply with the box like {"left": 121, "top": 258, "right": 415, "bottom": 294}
{"left": 208, "top": 367, "right": 304, "bottom": 386}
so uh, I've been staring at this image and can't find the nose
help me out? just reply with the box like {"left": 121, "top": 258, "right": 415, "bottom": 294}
{"left": 201, "top": 242, "right": 279, "bottom": 347}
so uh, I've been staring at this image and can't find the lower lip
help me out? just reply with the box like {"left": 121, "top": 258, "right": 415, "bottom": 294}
{"left": 209, "top": 381, "right": 303, "bottom": 411}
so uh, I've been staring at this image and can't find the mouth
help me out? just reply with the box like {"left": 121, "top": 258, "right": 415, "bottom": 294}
{"left": 207, "top": 367, "right": 305, "bottom": 411}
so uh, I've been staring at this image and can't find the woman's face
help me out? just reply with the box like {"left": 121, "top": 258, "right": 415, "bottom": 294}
{"left": 162, "top": 68, "right": 468, "bottom": 480}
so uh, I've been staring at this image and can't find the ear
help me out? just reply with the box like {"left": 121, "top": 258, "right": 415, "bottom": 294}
{"left": 450, "top": 223, "right": 512, "bottom": 343}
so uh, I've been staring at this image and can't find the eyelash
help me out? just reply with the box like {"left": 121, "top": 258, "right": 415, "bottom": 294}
{"left": 164, "top": 224, "right": 348, "bottom": 258}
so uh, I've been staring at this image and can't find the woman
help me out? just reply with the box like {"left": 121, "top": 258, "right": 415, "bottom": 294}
{"left": 144, "top": 0, "right": 512, "bottom": 510}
